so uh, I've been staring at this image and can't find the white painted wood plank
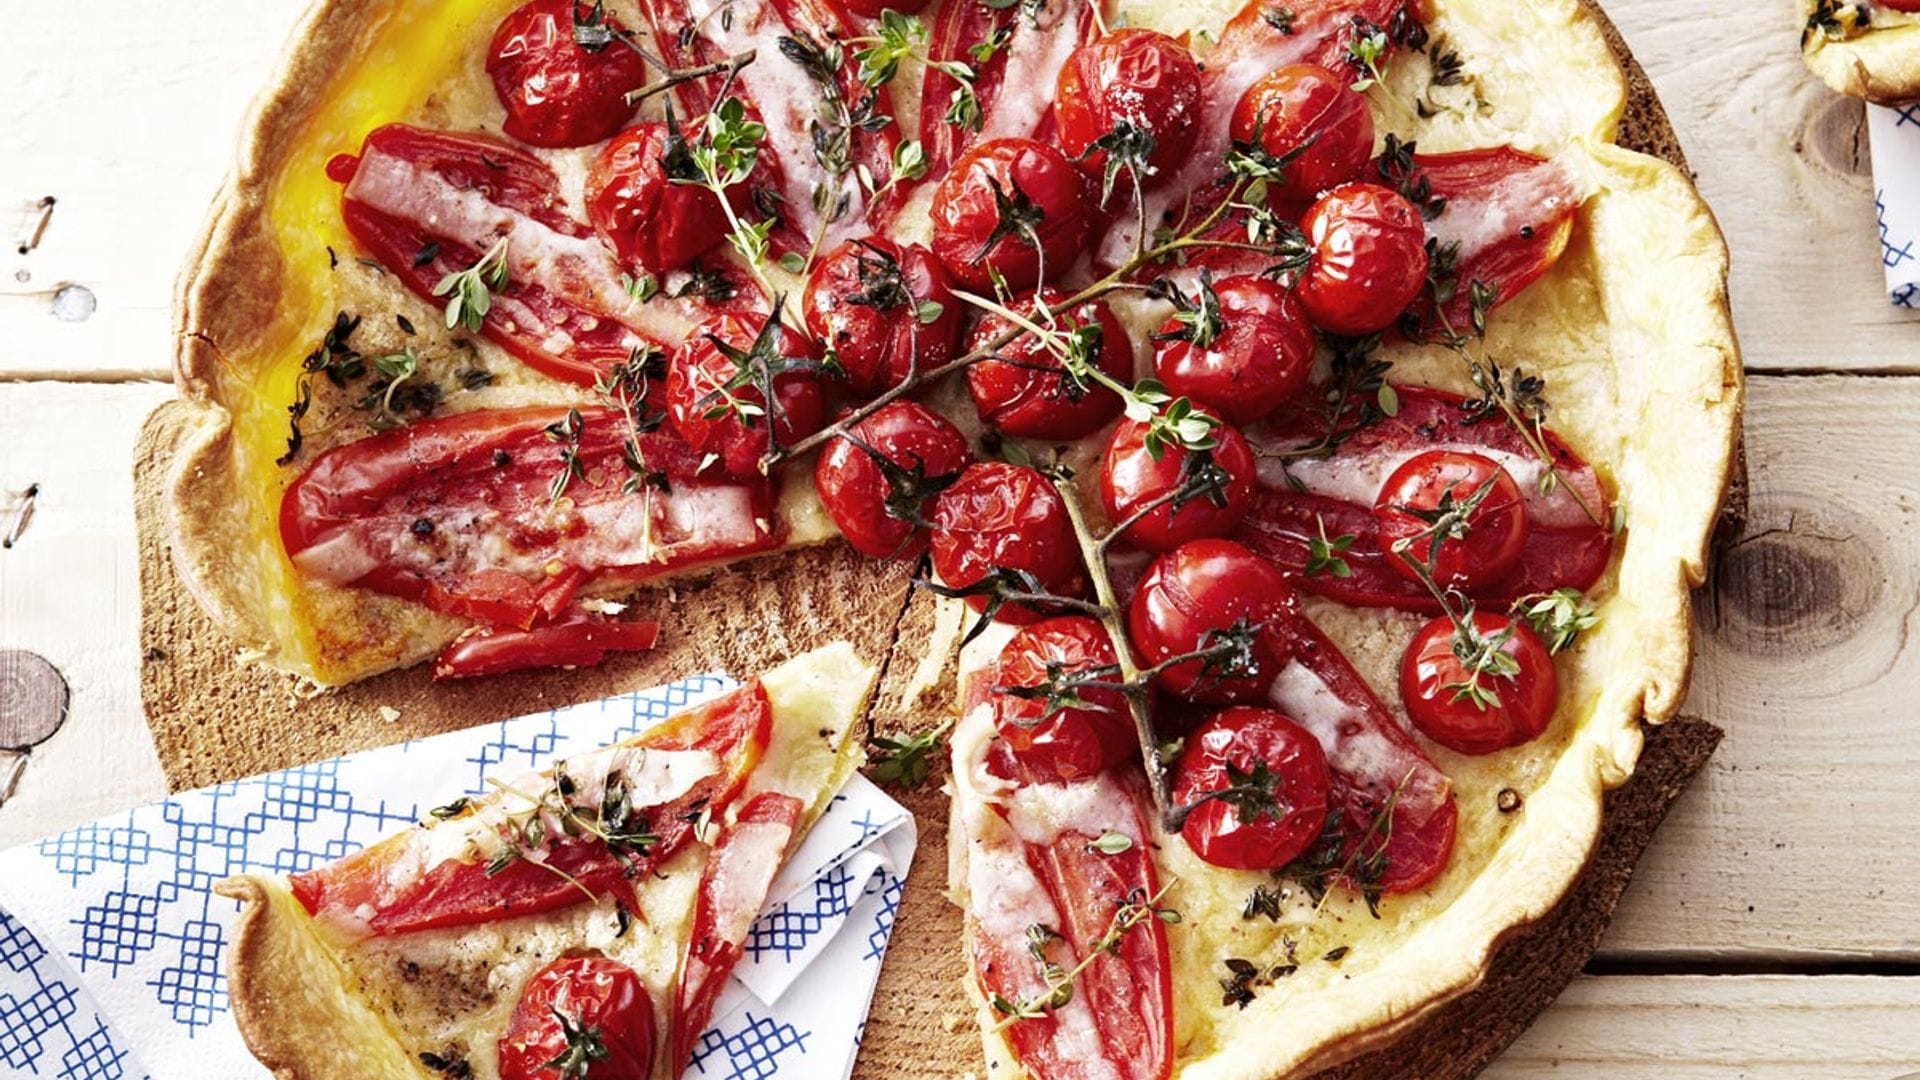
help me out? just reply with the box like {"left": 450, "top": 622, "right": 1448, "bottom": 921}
{"left": 0, "top": 382, "right": 171, "bottom": 848}
{"left": 1489, "top": 975, "right": 1920, "bottom": 1078}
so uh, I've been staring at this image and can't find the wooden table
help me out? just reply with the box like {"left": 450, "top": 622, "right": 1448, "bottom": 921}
{"left": 2, "top": 1, "right": 1917, "bottom": 1075}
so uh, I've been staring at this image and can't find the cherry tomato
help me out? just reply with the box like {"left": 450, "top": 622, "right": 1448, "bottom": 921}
{"left": 1151, "top": 275, "right": 1314, "bottom": 426}
{"left": 486, "top": 0, "right": 648, "bottom": 149}
{"left": 929, "top": 462, "right": 1086, "bottom": 625}
{"left": 814, "top": 401, "right": 975, "bottom": 560}
{"left": 1100, "top": 417, "right": 1256, "bottom": 553}
{"left": 1298, "top": 182, "right": 1430, "bottom": 337}
{"left": 1401, "top": 611, "right": 1557, "bottom": 755}
{"left": 930, "top": 138, "right": 1091, "bottom": 292}
{"left": 965, "top": 289, "right": 1130, "bottom": 440}
{"left": 586, "top": 122, "right": 731, "bottom": 274}
{"left": 1230, "top": 64, "right": 1375, "bottom": 202}
{"left": 666, "top": 314, "right": 828, "bottom": 479}
{"left": 990, "top": 617, "right": 1136, "bottom": 782}
{"left": 803, "top": 238, "right": 962, "bottom": 398}
{"left": 1172, "top": 707, "right": 1332, "bottom": 870}
{"left": 1127, "top": 539, "right": 1299, "bottom": 703}
{"left": 498, "top": 956, "right": 655, "bottom": 1080}
{"left": 1373, "top": 449, "right": 1530, "bottom": 589}
{"left": 1054, "top": 30, "right": 1202, "bottom": 190}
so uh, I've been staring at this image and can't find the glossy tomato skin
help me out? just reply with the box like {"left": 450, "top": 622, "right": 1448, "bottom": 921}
{"left": 1230, "top": 64, "right": 1375, "bottom": 203}
{"left": 930, "top": 462, "right": 1086, "bottom": 625}
{"left": 814, "top": 401, "right": 975, "bottom": 560}
{"left": 1298, "top": 183, "right": 1430, "bottom": 337}
{"left": 991, "top": 616, "right": 1136, "bottom": 782}
{"left": 803, "top": 238, "right": 962, "bottom": 397}
{"left": 487, "top": 0, "right": 648, "bottom": 148}
{"left": 1401, "top": 612, "right": 1557, "bottom": 755}
{"left": 1373, "top": 449, "right": 1530, "bottom": 589}
{"left": 1152, "top": 275, "right": 1314, "bottom": 426}
{"left": 1172, "top": 707, "right": 1332, "bottom": 870}
{"left": 498, "top": 956, "right": 655, "bottom": 1080}
{"left": 586, "top": 122, "right": 731, "bottom": 274}
{"left": 930, "top": 138, "right": 1091, "bottom": 292}
{"left": 666, "top": 315, "right": 828, "bottom": 479}
{"left": 1100, "top": 418, "right": 1257, "bottom": 553}
{"left": 1054, "top": 29, "right": 1203, "bottom": 186}
{"left": 838, "top": 0, "right": 930, "bottom": 15}
{"left": 966, "top": 289, "right": 1130, "bottom": 440}
{"left": 1127, "top": 539, "right": 1299, "bottom": 703}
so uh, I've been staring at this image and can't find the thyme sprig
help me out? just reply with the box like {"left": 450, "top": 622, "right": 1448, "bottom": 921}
{"left": 869, "top": 718, "right": 954, "bottom": 787}
{"left": 989, "top": 884, "right": 1182, "bottom": 1024}
{"left": 432, "top": 237, "right": 510, "bottom": 333}
{"left": 694, "top": 301, "right": 836, "bottom": 466}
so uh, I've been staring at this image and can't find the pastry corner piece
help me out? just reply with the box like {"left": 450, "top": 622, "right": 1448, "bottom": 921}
{"left": 218, "top": 642, "right": 876, "bottom": 1080}
{"left": 1802, "top": 0, "right": 1920, "bottom": 104}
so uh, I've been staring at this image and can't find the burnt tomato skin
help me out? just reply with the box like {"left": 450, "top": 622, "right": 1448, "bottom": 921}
{"left": 1230, "top": 64, "right": 1376, "bottom": 203}
{"left": 1152, "top": 275, "right": 1314, "bottom": 426}
{"left": 990, "top": 616, "right": 1136, "bottom": 782}
{"left": 803, "top": 238, "right": 963, "bottom": 398}
{"left": 665, "top": 314, "right": 828, "bottom": 479}
{"left": 966, "top": 289, "right": 1131, "bottom": 440}
{"left": 929, "top": 138, "right": 1092, "bottom": 292}
{"left": 1400, "top": 612, "right": 1557, "bottom": 755}
{"left": 1297, "top": 182, "right": 1430, "bottom": 337}
{"left": 814, "top": 400, "right": 975, "bottom": 560}
{"left": 1100, "top": 417, "right": 1258, "bottom": 553}
{"left": 586, "top": 121, "right": 732, "bottom": 274}
{"left": 1373, "top": 449, "right": 1530, "bottom": 589}
{"left": 1172, "top": 706, "right": 1333, "bottom": 871}
{"left": 497, "top": 955, "right": 655, "bottom": 1080}
{"left": 1127, "top": 538, "right": 1300, "bottom": 704}
{"left": 486, "top": 0, "right": 649, "bottom": 148}
{"left": 929, "top": 462, "right": 1086, "bottom": 626}
{"left": 1054, "top": 29, "right": 1203, "bottom": 187}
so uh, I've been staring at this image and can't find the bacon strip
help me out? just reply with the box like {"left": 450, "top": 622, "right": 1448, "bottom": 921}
{"left": 1404, "top": 146, "right": 1581, "bottom": 332}
{"left": 917, "top": 0, "right": 1092, "bottom": 177}
{"left": 280, "top": 406, "right": 782, "bottom": 630}
{"left": 335, "top": 124, "right": 717, "bottom": 386}
{"left": 638, "top": 0, "right": 904, "bottom": 253}
{"left": 1235, "top": 384, "right": 1613, "bottom": 611}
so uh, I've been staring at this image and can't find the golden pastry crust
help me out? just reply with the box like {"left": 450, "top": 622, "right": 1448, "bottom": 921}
{"left": 1801, "top": 1, "right": 1920, "bottom": 104}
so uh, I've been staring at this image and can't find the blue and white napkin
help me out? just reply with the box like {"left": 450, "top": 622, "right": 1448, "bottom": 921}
{"left": 1870, "top": 102, "right": 1920, "bottom": 308}
{"left": 0, "top": 673, "right": 917, "bottom": 1080}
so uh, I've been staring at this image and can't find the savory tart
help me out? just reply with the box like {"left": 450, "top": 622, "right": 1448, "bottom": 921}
{"left": 169, "top": 0, "right": 1741, "bottom": 1075}
{"left": 1802, "top": 0, "right": 1920, "bottom": 103}
{"left": 217, "top": 641, "right": 874, "bottom": 1078}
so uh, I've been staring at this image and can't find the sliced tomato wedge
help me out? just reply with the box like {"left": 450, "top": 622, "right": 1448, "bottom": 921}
{"left": 432, "top": 615, "right": 661, "bottom": 680}
{"left": 331, "top": 124, "right": 716, "bottom": 386}
{"left": 1393, "top": 146, "right": 1581, "bottom": 334}
{"left": 290, "top": 683, "right": 774, "bottom": 936}
{"left": 917, "top": 0, "right": 1093, "bottom": 178}
{"left": 637, "top": 0, "right": 905, "bottom": 253}
{"left": 671, "top": 791, "right": 805, "bottom": 1075}
{"left": 1235, "top": 384, "right": 1612, "bottom": 611}
{"left": 1094, "top": 0, "right": 1423, "bottom": 267}
{"left": 952, "top": 677, "right": 1173, "bottom": 1080}
{"left": 280, "top": 406, "right": 782, "bottom": 629}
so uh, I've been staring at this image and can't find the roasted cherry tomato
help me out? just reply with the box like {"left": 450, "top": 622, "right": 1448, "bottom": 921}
{"left": 1373, "top": 449, "right": 1530, "bottom": 589}
{"left": 486, "top": 0, "right": 648, "bottom": 148}
{"left": 666, "top": 313, "right": 828, "bottom": 478}
{"left": 815, "top": 401, "right": 975, "bottom": 560}
{"left": 803, "top": 238, "right": 962, "bottom": 397}
{"left": 1054, "top": 29, "right": 1202, "bottom": 191}
{"left": 930, "top": 462, "right": 1085, "bottom": 625}
{"left": 1401, "top": 611, "right": 1557, "bottom": 755}
{"left": 990, "top": 616, "right": 1136, "bottom": 782}
{"left": 1298, "top": 182, "right": 1430, "bottom": 336}
{"left": 586, "top": 122, "right": 732, "bottom": 274}
{"left": 966, "top": 289, "right": 1130, "bottom": 440}
{"left": 930, "top": 138, "right": 1091, "bottom": 292}
{"left": 1127, "top": 539, "right": 1299, "bottom": 703}
{"left": 498, "top": 956, "right": 655, "bottom": 1080}
{"left": 1100, "top": 417, "right": 1257, "bottom": 553}
{"left": 1172, "top": 707, "right": 1332, "bottom": 870}
{"left": 1230, "top": 64, "right": 1375, "bottom": 203}
{"left": 1151, "top": 274, "right": 1314, "bottom": 426}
